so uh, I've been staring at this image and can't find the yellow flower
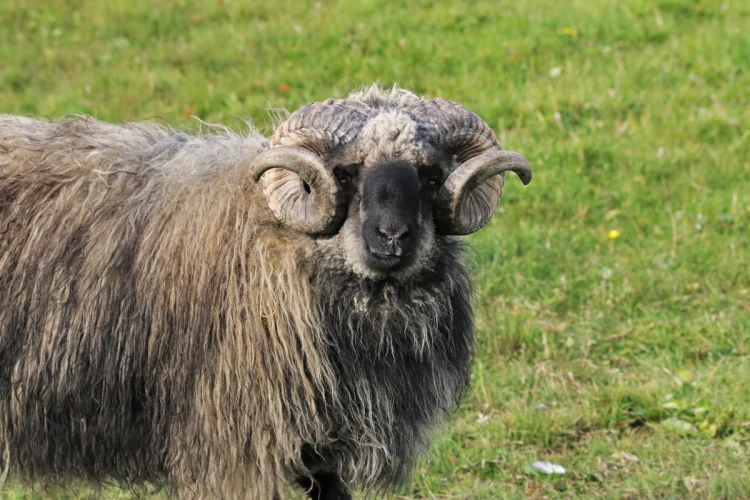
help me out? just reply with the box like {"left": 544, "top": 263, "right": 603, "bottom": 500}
{"left": 608, "top": 230, "right": 620, "bottom": 239}
{"left": 563, "top": 27, "right": 578, "bottom": 36}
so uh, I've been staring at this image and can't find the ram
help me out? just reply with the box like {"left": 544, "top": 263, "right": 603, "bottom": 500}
{"left": 0, "top": 86, "right": 531, "bottom": 499}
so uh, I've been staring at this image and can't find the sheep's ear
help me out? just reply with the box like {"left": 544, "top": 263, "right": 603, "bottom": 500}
{"left": 249, "top": 146, "right": 346, "bottom": 235}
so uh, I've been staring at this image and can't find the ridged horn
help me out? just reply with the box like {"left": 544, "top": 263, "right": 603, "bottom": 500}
{"left": 252, "top": 99, "right": 371, "bottom": 235}
{"left": 270, "top": 98, "right": 370, "bottom": 153}
{"left": 249, "top": 147, "right": 345, "bottom": 235}
{"left": 433, "top": 149, "right": 531, "bottom": 235}
{"left": 408, "top": 98, "right": 531, "bottom": 235}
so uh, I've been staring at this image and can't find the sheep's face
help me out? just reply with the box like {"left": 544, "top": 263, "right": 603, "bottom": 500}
{"left": 326, "top": 158, "right": 443, "bottom": 278}
{"left": 250, "top": 89, "right": 532, "bottom": 280}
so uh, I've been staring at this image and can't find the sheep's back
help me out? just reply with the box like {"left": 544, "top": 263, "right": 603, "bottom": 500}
{"left": 0, "top": 116, "right": 285, "bottom": 486}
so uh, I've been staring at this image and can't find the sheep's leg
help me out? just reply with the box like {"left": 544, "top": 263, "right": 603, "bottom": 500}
{"left": 297, "top": 472, "right": 351, "bottom": 500}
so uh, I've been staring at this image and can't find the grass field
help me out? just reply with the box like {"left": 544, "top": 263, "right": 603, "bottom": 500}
{"left": 1, "top": 0, "right": 749, "bottom": 498}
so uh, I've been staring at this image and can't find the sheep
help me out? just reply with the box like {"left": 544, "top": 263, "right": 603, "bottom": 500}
{"left": 0, "top": 85, "right": 531, "bottom": 500}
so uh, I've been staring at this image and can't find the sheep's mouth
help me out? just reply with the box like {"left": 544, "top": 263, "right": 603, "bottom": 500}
{"left": 365, "top": 247, "right": 414, "bottom": 272}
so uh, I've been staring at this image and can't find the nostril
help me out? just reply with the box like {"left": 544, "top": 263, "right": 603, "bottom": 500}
{"left": 377, "top": 224, "right": 409, "bottom": 240}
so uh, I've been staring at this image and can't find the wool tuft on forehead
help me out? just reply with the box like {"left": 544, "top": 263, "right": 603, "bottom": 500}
{"left": 355, "top": 110, "right": 425, "bottom": 165}
{"left": 346, "top": 84, "right": 421, "bottom": 110}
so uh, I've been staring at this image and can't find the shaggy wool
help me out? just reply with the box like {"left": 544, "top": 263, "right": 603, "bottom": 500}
{"left": 0, "top": 90, "right": 474, "bottom": 499}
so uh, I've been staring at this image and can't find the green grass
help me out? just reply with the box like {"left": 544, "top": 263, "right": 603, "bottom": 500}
{"left": 1, "top": 0, "right": 749, "bottom": 498}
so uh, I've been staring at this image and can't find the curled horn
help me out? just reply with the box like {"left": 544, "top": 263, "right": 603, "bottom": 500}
{"left": 249, "top": 147, "right": 346, "bottom": 234}
{"left": 250, "top": 99, "right": 370, "bottom": 235}
{"left": 408, "top": 99, "right": 532, "bottom": 235}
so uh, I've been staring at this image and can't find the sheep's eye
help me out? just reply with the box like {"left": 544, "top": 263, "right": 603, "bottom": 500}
{"left": 421, "top": 165, "right": 442, "bottom": 188}
{"left": 336, "top": 173, "right": 351, "bottom": 184}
